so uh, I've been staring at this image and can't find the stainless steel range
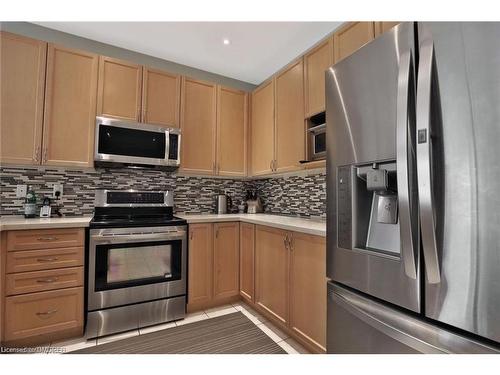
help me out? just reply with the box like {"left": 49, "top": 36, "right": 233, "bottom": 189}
{"left": 86, "top": 190, "right": 187, "bottom": 338}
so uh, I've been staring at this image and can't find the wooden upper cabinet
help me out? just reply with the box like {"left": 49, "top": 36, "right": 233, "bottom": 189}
{"left": 239, "top": 222, "right": 255, "bottom": 302}
{"left": 289, "top": 232, "right": 326, "bottom": 352}
{"left": 304, "top": 37, "right": 334, "bottom": 117}
{"left": 216, "top": 86, "right": 248, "bottom": 176}
{"left": 0, "top": 32, "right": 46, "bottom": 165}
{"left": 255, "top": 225, "right": 289, "bottom": 325}
{"left": 188, "top": 223, "right": 213, "bottom": 306}
{"left": 334, "top": 22, "right": 375, "bottom": 62}
{"left": 376, "top": 22, "right": 401, "bottom": 36}
{"left": 213, "top": 222, "right": 240, "bottom": 301}
{"left": 180, "top": 77, "right": 217, "bottom": 174}
{"left": 97, "top": 56, "right": 142, "bottom": 121}
{"left": 142, "top": 67, "right": 180, "bottom": 127}
{"left": 42, "top": 44, "right": 98, "bottom": 167}
{"left": 275, "top": 59, "right": 305, "bottom": 173}
{"left": 251, "top": 80, "right": 275, "bottom": 176}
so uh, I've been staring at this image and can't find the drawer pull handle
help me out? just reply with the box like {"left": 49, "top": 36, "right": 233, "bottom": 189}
{"left": 36, "top": 309, "right": 58, "bottom": 317}
{"left": 36, "top": 277, "right": 59, "bottom": 283}
{"left": 36, "top": 257, "right": 59, "bottom": 262}
{"left": 37, "top": 236, "right": 58, "bottom": 241}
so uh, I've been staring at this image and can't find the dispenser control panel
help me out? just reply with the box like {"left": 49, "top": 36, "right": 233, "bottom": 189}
{"left": 337, "top": 166, "right": 352, "bottom": 249}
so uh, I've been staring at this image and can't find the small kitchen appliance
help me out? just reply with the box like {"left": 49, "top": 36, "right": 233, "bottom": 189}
{"left": 94, "top": 116, "right": 181, "bottom": 169}
{"left": 215, "top": 191, "right": 232, "bottom": 214}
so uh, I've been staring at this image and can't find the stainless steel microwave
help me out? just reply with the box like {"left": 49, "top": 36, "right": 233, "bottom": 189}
{"left": 308, "top": 123, "right": 326, "bottom": 160}
{"left": 94, "top": 117, "right": 181, "bottom": 168}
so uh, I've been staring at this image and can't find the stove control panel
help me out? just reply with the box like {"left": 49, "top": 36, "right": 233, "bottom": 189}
{"left": 95, "top": 190, "right": 173, "bottom": 207}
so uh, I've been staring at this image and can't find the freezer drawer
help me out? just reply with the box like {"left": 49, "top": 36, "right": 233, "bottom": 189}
{"left": 327, "top": 282, "right": 498, "bottom": 354}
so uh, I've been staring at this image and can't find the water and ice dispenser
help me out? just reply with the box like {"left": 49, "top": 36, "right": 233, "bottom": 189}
{"left": 337, "top": 161, "right": 401, "bottom": 256}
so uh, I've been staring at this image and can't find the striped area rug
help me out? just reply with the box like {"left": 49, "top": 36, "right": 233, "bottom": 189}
{"left": 72, "top": 312, "right": 286, "bottom": 354}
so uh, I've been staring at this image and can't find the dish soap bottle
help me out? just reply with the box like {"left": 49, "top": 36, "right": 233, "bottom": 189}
{"left": 24, "top": 186, "right": 37, "bottom": 218}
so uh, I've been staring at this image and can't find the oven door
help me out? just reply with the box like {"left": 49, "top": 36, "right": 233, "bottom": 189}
{"left": 309, "top": 123, "right": 326, "bottom": 160}
{"left": 88, "top": 226, "right": 187, "bottom": 311}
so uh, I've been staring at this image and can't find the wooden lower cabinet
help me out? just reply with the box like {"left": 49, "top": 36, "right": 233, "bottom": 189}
{"left": 213, "top": 222, "right": 240, "bottom": 300}
{"left": 188, "top": 222, "right": 240, "bottom": 311}
{"left": 1, "top": 228, "right": 85, "bottom": 346}
{"left": 289, "top": 232, "right": 326, "bottom": 352}
{"left": 253, "top": 225, "right": 326, "bottom": 353}
{"left": 255, "top": 225, "right": 289, "bottom": 325}
{"left": 4, "top": 287, "right": 83, "bottom": 343}
{"left": 239, "top": 223, "right": 255, "bottom": 302}
{"left": 187, "top": 223, "right": 213, "bottom": 307}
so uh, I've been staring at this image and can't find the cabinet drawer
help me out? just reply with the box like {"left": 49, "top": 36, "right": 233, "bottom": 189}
{"left": 4, "top": 287, "right": 83, "bottom": 342}
{"left": 7, "top": 228, "right": 84, "bottom": 251}
{"left": 6, "top": 247, "right": 84, "bottom": 273}
{"left": 6, "top": 267, "right": 84, "bottom": 296}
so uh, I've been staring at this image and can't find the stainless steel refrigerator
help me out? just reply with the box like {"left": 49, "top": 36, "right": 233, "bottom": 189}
{"left": 326, "top": 22, "right": 500, "bottom": 353}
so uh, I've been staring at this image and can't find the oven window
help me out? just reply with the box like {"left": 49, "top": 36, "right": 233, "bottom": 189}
{"left": 98, "top": 125, "right": 166, "bottom": 159}
{"left": 95, "top": 240, "right": 181, "bottom": 291}
{"left": 315, "top": 132, "right": 326, "bottom": 153}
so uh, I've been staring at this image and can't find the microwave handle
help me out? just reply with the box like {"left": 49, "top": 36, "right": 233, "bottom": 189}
{"left": 165, "top": 129, "right": 170, "bottom": 161}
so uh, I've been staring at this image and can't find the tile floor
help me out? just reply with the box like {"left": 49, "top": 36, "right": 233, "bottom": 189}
{"left": 50, "top": 301, "right": 310, "bottom": 354}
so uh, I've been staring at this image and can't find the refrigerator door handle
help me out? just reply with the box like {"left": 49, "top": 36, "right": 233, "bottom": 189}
{"left": 396, "top": 50, "right": 417, "bottom": 279}
{"left": 416, "top": 38, "right": 441, "bottom": 284}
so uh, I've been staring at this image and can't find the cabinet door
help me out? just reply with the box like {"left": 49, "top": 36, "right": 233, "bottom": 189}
{"left": 334, "top": 22, "right": 375, "bottom": 62}
{"left": 251, "top": 80, "right": 275, "bottom": 176}
{"left": 0, "top": 32, "right": 46, "bottom": 165}
{"left": 216, "top": 86, "right": 247, "bottom": 176}
{"left": 213, "top": 222, "right": 240, "bottom": 300}
{"left": 289, "top": 232, "right": 326, "bottom": 352}
{"left": 255, "top": 225, "right": 289, "bottom": 324}
{"left": 188, "top": 224, "right": 213, "bottom": 306}
{"left": 304, "top": 38, "right": 334, "bottom": 117}
{"left": 376, "top": 22, "right": 400, "bottom": 36}
{"left": 97, "top": 56, "right": 142, "bottom": 121}
{"left": 275, "top": 59, "right": 305, "bottom": 173}
{"left": 42, "top": 44, "right": 98, "bottom": 167}
{"left": 4, "top": 287, "right": 83, "bottom": 342}
{"left": 142, "top": 67, "right": 180, "bottom": 127}
{"left": 239, "top": 222, "right": 255, "bottom": 302}
{"left": 180, "top": 77, "right": 217, "bottom": 174}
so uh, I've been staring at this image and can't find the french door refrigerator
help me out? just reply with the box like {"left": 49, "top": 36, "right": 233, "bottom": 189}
{"left": 326, "top": 22, "right": 500, "bottom": 353}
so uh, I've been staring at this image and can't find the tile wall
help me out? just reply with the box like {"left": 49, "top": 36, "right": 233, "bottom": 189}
{"left": 0, "top": 166, "right": 326, "bottom": 218}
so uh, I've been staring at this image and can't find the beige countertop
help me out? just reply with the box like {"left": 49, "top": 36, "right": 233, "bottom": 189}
{"left": 0, "top": 215, "right": 92, "bottom": 231}
{"left": 0, "top": 213, "right": 326, "bottom": 237}
{"left": 177, "top": 213, "right": 326, "bottom": 237}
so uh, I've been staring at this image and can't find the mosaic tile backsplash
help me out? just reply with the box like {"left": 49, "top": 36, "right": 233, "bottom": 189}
{"left": 250, "top": 172, "right": 326, "bottom": 218}
{"left": 0, "top": 166, "right": 326, "bottom": 218}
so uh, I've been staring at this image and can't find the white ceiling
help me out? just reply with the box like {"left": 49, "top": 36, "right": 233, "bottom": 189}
{"left": 35, "top": 22, "right": 342, "bottom": 84}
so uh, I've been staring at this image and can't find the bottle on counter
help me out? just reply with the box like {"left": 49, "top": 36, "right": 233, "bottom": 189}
{"left": 24, "top": 186, "right": 37, "bottom": 218}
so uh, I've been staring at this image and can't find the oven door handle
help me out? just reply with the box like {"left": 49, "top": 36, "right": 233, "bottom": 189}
{"left": 91, "top": 232, "right": 185, "bottom": 244}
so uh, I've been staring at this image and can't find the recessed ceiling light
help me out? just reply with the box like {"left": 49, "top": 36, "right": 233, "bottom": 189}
{"left": 223, "top": 38, "right": 230, "bottom": 45}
